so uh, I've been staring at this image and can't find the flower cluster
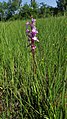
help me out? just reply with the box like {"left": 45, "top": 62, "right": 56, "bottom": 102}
{"left": 26, "top": 17, "right": 39, "bottom": 54}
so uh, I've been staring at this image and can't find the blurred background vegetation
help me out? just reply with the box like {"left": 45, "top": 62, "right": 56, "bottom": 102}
{"left": 0, "top": 0, "right": 67, "bottom": 21}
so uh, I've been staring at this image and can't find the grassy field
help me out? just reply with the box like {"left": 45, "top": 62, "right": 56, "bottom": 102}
{"left": 0, "top": 17, "right": 67, "bottom": 119}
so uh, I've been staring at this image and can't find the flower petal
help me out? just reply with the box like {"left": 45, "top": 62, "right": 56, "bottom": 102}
{"left": 32, "top": 28, "right": 38, "bottom": 34}
{"left": 26, "top": 22, "right": 30, "bottom": 29}
{"left": 31, "top": 45, "right": 36, "bottom": 50}
{"left": 32, "top": 36, "right": 39, "bottom": 42}
{"left": 26, "top": 22, "right": 29, "bottom": 25}
{"left": 32, "top": 18, "right": 36, "bottom": 23}
{"left": 26, "top": 29, "right": 30, "bottom": 33}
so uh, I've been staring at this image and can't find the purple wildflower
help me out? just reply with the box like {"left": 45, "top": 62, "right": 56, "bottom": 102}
{"left": 26, "top": 17, "right": 39, "bottom": 54}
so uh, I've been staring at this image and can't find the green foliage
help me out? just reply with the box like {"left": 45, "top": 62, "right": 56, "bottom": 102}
{"left": 0, "top": 17, "right": 67, "bottom": 118}
{"left": 19, "top": 3, "right": 31, "bottom": 19}
{"left": 0, "top": 2, "right": 5, "bottom": 20}
{"left": 30, "top": 1, "right": 39, "bottom": 18}
{"left": 0, "top": 0, "right": 22, "bottom": 21}
{"left": 39, "top": 3, "right": 47, "bottom": 17}
{"left": 56, "top": 0, "right": 67, "bottom": 10}
{"left": 19, "top": 1, "right": 39, "bottom": 19}
{"left": 56, "top": 0, "right": 67, "bottom": 15}
{"left": 0, "top": 0, "right": 67, "bottom": 21}
{"left": 6, "top": 0, "right": 22, "bottom": 20}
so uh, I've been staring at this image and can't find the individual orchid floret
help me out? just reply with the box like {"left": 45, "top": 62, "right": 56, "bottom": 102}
{"left": 31, "top": 45, "right": 36, "bottom": 50}
{"left": 32, "top": 18, "right": 36, "bottom": 25}
{"left": 32, "top": 36, "right": 39, "bottom": 42}
{"left": 26, "top": 22, "right": 30, "bottom": 29}
{"left": 26, "top": 22, "right": 29, "bottom": 25}
{"left": 32, "top": 28, "right": 38, "bottom": 35}
{"left": 26, "top": 29, "right": 30, "bottom": 33}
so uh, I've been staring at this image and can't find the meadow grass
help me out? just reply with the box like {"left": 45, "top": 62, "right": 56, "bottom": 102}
{"left": 0, "top": 17, "right": 67, "bottom": 119}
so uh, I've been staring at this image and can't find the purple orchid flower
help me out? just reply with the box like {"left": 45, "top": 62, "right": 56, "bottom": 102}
{"left": 26, "top": 17, "right": 39, "bottom": 54}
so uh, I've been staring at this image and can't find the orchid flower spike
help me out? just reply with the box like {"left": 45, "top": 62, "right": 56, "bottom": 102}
{"left": 26, "top": 17, "right": 39, "bottom": 54}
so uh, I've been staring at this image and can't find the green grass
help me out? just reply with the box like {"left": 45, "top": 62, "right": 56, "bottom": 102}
{"left": 0, "top": 17, "right": 67, "bottom": 119}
